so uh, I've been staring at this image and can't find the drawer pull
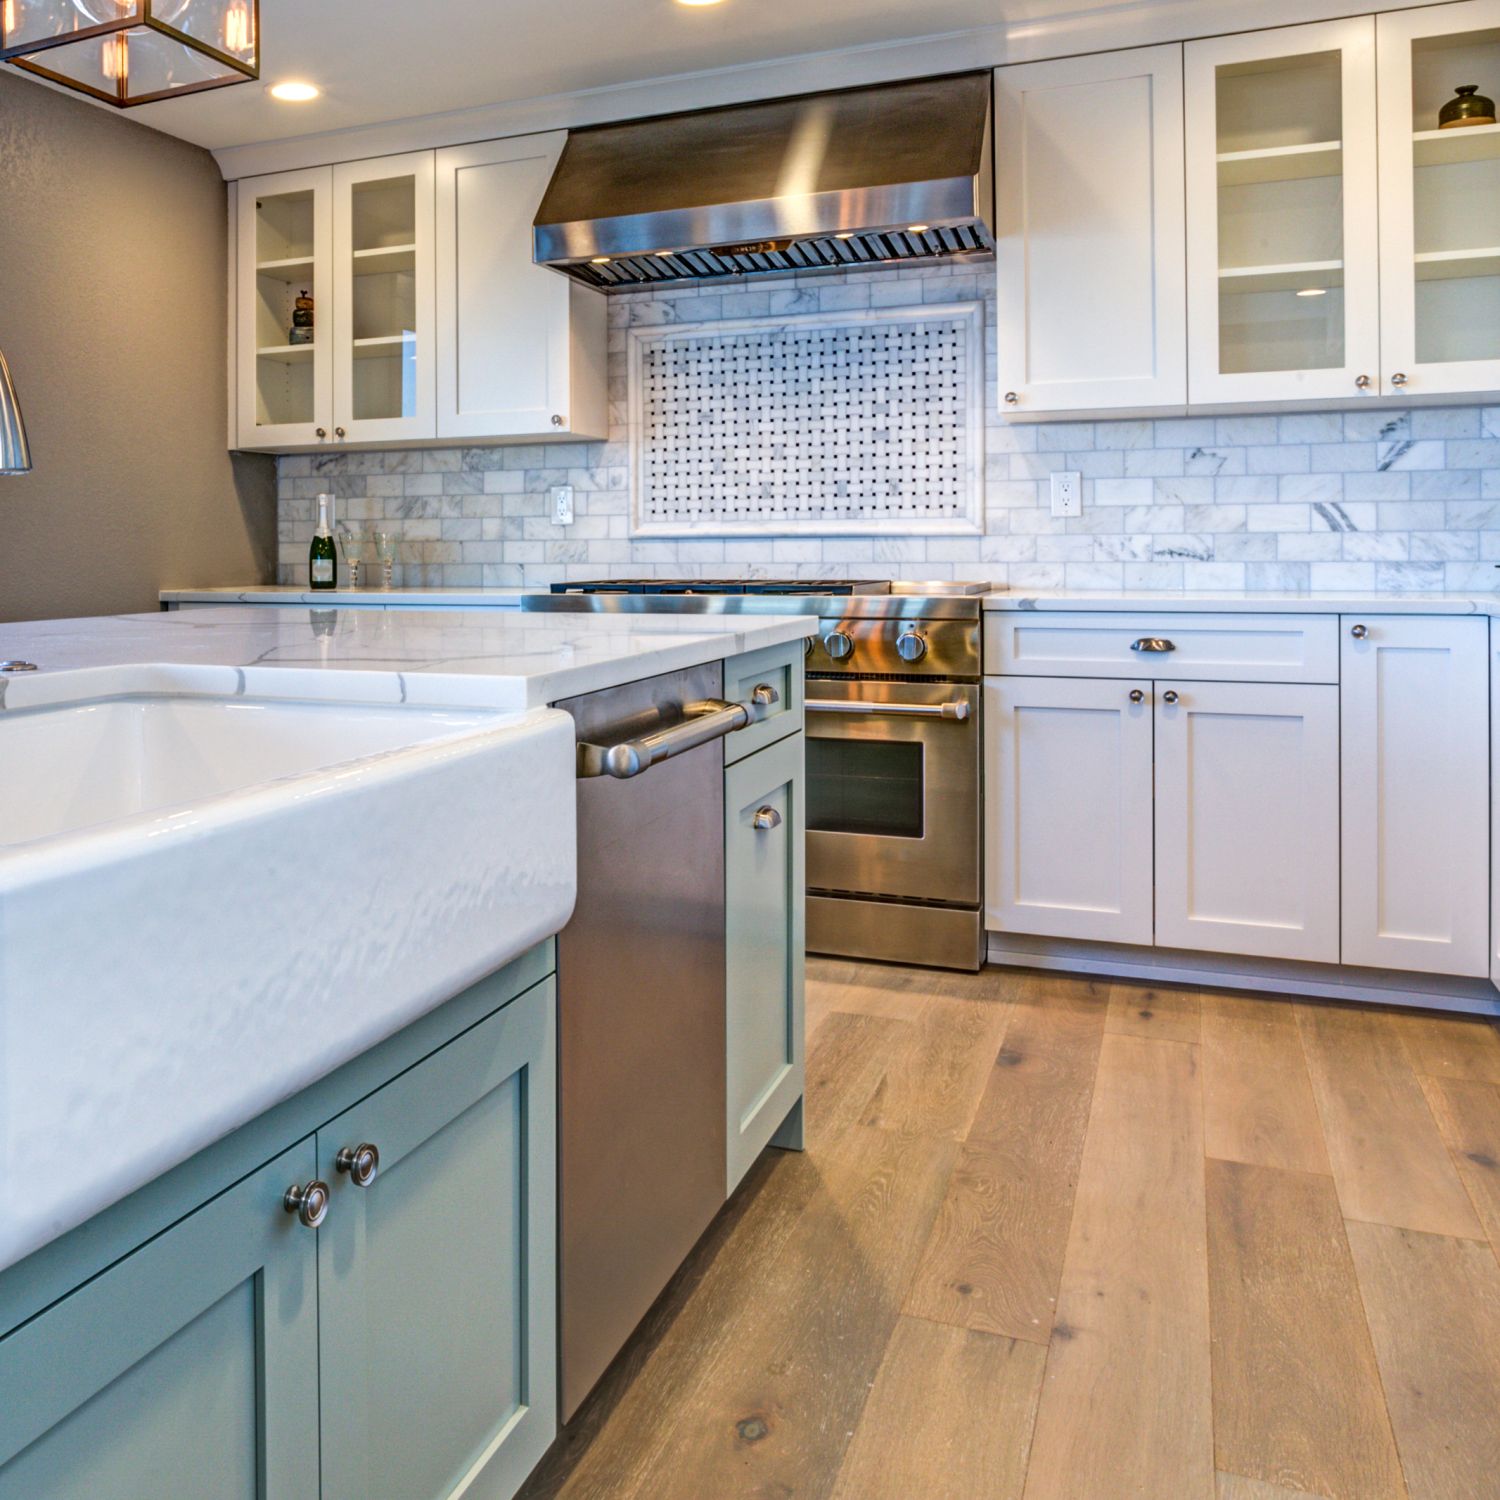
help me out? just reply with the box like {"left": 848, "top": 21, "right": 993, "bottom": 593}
{"left": 1162, "top": 690, "right": 1180, "bottom": 705}
{"left": 1131, "top": 637, "right": 1175, "bottom": 654}
{"left": 753, "top": 806, "right": 782, "bottom": 832}
{"left": 1129, "top": 689, "right": 1145, "bottom": 704}
{"left": 283, "top": 1180, "right": 330, "bottom": 1229}
{"left": 1350, "top": 623, "right": 1368, "bottom": 640}
{"left": 335, "top": 1143, "right": 380, "bottom": 1188}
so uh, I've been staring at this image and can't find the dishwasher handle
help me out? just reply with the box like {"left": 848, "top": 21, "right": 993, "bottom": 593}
{"left": 578, "top": 684, "right": 778, "bottom": 779}
{"left": 806, "top": 697, "right": 971, "bottom": 722}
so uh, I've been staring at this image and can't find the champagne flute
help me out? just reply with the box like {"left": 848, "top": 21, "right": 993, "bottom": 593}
{"left": 373, "top": 530, "right": 397, "bottom": 590}
{"left": 337, "top": 526, "right": 366, "bottom": 589}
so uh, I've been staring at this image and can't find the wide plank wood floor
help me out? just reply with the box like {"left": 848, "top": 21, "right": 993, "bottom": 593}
{"left": 519, "top": 962, "right": 1500, "bottom": 1500}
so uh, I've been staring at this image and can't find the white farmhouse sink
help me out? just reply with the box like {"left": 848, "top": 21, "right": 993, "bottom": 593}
{"left": 0, "top": 671, "right": 577, "bottom": 1272}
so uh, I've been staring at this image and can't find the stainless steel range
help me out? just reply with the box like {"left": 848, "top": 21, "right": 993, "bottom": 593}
{"left": 526, "top": 580, "right": 988, "bottom": 971}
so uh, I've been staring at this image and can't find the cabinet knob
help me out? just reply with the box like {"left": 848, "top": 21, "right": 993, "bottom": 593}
{"left": 334, "top": 426, "right": 346, "bottom": 440}
{"left": 335, "top": 1142, "right": 380, "bottom": 1188}
{"left": 283, "top": 1180, "right": 330, "bottom": 1228}
{"left": 1355, "top": 374, "right": 1371, "bottom": 390}
{"left": 753, "top": 806, "right": 782, "bottom": 832}
{"left": 315, "top": 427, "right": 327, "bottom": 440}
{"left": 822, "top": 630, "right": 854, "bottom": 661}
{"left": 1004, "top": 391, "right": 1019, "bottom": 406}
{"left": 1131, "top": 637, "right": 1175, "bottom": 654}
{"left": 1390, "top": 373, "right": 1409, "bottom": 388}
{"left": 1350, "top": 623, "right": 1368, "bottom": 639}
{"left": 1129, "top": 689, "right": 1145, "bottom": 704}
{"left": 1162, "top": 690, "right": 1180, "bottom": 705}
{"left": 896, "top": 630, "right": 928, "bottom": 662}
{"left": 551, "top": 414, "right": 566, "bottom": 428}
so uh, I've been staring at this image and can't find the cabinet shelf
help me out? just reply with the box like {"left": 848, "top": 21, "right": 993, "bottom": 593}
{"left": 1413, "top": 123, "right": 1500, "bottom": 167}
{"left": 352, "top": 244, "right": 416, "bottom": 276}
{"left": 1218, "top": 260, "right": 1344, "bottom": 294}
{"left": 256, "top": 256, "right": 315, "bottom": 283}
{"left": 1216, "top": 140, "right": 1343, "bottom": 185}
{"left": 257, "top": 343, "right": 316, "bottom": 364}
{"left": 1414, "top": 246, "right": 1500, "bottom": 282}
{"left": 352, "top": 334, "right": 415, "bottom": 360}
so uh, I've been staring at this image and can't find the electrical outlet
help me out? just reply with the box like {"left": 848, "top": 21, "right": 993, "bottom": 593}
{"left": 550, "top": 485, "right": 575, "bottom": 526}
{"left": 1050, "top": 471, "right": 1082, "bottom": 519}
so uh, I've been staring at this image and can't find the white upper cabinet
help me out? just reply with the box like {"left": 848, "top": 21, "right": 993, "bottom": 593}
{"left": 435, "top": 134, "right": 608, "bottom": 443}
{"left": 236, "top": 166, "right": 335, "bottom": 450}
{"left": 994, "top": 46, "right": 1187, "bottom": 417}
{"left": 1185, "top": 18, "right": 1382, "bottom": 406}
{"left": 1377, "top": 0, "right": 1500, "bottom": 399}
{"left": 331, "top": 153, "right": 436, "bottom": 447}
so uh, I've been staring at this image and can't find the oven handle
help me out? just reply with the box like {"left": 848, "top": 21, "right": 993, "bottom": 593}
{"left": 577, "top": 684, "right": 779, "bottom": 778}
{"left": 806, "top": 697, "right": 971, "bottom": 722}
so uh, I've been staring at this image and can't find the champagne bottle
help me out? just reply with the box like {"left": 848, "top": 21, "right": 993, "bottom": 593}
{"left": 309, "top": 493, "right": 337, "bottom": 590}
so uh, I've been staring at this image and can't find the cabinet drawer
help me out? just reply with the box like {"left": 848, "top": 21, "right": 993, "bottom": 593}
{"left": 984, "top": 613, "right": 1339, "bottom": 684}
{"left": 724, "top": 639, "right": 805, "bottom": 764}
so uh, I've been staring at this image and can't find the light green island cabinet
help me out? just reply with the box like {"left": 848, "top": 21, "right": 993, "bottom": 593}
{"left": 0, "top": 944, "right": 557, "bottom": 1500}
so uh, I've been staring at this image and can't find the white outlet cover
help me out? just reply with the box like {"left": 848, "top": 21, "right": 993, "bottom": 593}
{"left": 550, "top": 486, "right": 575, "bottom": 526}
{"left": 1050, "top": 471, "right": 1082, "bottom": 519}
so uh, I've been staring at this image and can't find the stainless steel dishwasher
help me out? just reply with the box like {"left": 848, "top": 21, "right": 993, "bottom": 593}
{"left": 552, "top": 661, "right": 778, "bottom": 1421}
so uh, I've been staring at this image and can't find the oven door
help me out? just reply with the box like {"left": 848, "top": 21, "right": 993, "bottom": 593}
{"left": 805, "top": 678, "right": 981, "bottom": 907}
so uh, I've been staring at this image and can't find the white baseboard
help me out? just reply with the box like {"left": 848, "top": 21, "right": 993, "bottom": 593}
{"left": 986, "top": 932, "right": 1500, "bottom": 1017}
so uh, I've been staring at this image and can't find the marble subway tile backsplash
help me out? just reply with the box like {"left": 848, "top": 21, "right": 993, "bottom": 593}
{"left": 277, "top": 261, "right": 1500, "bottom": 592}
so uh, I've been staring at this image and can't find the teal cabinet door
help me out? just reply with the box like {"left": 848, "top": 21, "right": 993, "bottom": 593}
{"left": 725, "top": 733, "right": 807, "bottom": 1193}
{"left": 316, "top": 978, "right": 558, "bottom": 1500}
{"left": 0, "top": 1141, "right": 321, "bottom": 1499}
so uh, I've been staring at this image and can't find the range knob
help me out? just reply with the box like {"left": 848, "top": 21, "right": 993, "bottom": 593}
{"left": 896, "top": 630, "right": 928, "bottom": 663}
{"left": 822, "top": 630, "right": 855, "bottom": 661}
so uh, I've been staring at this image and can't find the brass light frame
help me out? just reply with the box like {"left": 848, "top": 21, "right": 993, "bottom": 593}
{"left": 0, "top": 0, "right": 259, "bottom": 107}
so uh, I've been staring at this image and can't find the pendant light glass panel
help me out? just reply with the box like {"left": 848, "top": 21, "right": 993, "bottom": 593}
{"left": 1, "top": 0, "right": 257, "bottom": 106}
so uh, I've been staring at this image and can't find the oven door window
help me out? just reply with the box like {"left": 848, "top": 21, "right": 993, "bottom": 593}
{"left": 807, "top": 736, "right": 924, "bottom": 839}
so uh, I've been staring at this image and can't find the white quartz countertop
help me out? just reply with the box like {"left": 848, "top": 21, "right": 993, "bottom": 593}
{"left": 2, "top": 605, "right": 817, "bottom": 710}
{"left": 983, "top": 589, "right": 1500, "bottom": 616}
{"left": 161, "top": 585, "right": 533, "bottom": 606}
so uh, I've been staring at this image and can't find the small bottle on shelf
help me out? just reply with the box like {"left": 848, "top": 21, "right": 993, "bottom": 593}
{"left": 309, "top": 493, "right": 338, "bottom": 590}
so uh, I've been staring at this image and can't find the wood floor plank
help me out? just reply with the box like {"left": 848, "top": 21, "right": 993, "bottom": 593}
{"left": 1206, "top": 1158, "right": 1407, "bottom": 1500}
{"left": 1203, "top": 999, "right": 1331, "bottom": 1176}
{"left": 1419, "top": 1075, "right": 1500, "bottom": 1256}
{"left": 1107, "top": 982, "right": 1202, "bottom": 1043}
{"left": 1217, "top": 1476, "right": 1333, "bottom": 1500}
{"left": 1346, "top": 1221, "right": 1500, "bottom": 1500}
{"left": 829, "top": 1317, "right": 1045, "bottom": 1500}
{"left": 1022, "top": 1033, "right": 1213, "bottom": 1500}
{"left": 1396, "top": 1013, "right": 1500, "bottom": 1085}
{"left": 903, "top": 980, "right": 1108, "bottom": 1343}
{"left": 803, "top": 1009, "right": 911, "bottom": 1143}
{"left": 1296, "top": 1004, "right": 1482, "bottom": 1238}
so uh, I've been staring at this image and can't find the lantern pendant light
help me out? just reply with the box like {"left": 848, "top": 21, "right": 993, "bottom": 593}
{"left": 1, "top": 0, "right": 258, "bottom": 107}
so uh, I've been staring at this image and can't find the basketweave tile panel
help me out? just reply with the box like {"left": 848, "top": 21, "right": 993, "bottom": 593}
{"left": 627, "top": 304, "right": 984, "bottom": 537}
{"left": 275, "top": 261, "right": 1500, "bottom": 591}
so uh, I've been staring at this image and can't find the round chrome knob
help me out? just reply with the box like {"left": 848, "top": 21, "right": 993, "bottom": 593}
{"left": 335, "top": 1143, "right": 380, "bottom": 1188}
{"left": 1355, "top": 374, "right": 1371, "bottom": 390}
{"left": 551, "top": 413, "right": 566, "bottom": 427}
{"left": 1162, "top": 690, "right": 1180, "bottom": 705}
{"left": 753, "top": 806, "right": 782, "bottom": 832}
{"left": 1004, "top": 391, "right": 1019, "bottom": 406}
{"left": 1129, "top": 689, "right": 1145, "bottom": 704}
{"left": 822, "top": 631, "right": 854, "bottom": 661}
{"left": 1391, "top": 373, "right": 1409, "bottom": 388}
{"left": 284, "top": 1180, "right": 330, "bottom": 1228}
{"left": 315, "top": 427, "right": 327, "bottom": 439}
{"left": 896, "top": 630, "right": 928, "bottom": 663}
{"left": 334, "top": 426, "right": 346, "bottom": 439}
{"left": 1350, "top": 623, "right": 1368, "bottom": 639}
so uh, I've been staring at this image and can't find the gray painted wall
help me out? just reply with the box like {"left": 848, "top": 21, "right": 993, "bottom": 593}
{"left": 0, "top": 71, "right": 274, "bottom": 623}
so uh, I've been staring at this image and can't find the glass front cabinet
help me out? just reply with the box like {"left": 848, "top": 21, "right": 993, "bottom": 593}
{"left": 1185, "top": 2, "right": 1500, "bottom": 407}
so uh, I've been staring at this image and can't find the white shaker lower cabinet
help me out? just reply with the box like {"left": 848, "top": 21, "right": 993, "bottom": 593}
{"left": 1342, "top": 615, "right": 1490, "bottom": 977}
{"left": 984, "top": 677, "right": 1154, "bottom": 945}
{"left": 1154, "top": 681, "right": 1340, "bottom": 962}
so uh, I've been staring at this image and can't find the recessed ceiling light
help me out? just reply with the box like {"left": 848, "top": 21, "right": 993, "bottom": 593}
{"left": 269, "top": 81, "right": 320, "bottom": 102}
{"left": 1295, "top": 287, "right": 1328, "bottom": 297}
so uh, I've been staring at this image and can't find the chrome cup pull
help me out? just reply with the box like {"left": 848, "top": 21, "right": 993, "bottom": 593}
{"left": 335, "top": 1143, "right": 380, "bottom": 1188}
{"left": 752, "top": 806, "right": 782, "bottom": 832}
{"left": 750, "top": 683, "right": 779, "bottom": 713}
{"left": 1131, "top": 637, "right": 1175, "bottom": 654}
{"left": 284, "top": 1180, "right": 330, "bottom": 1228}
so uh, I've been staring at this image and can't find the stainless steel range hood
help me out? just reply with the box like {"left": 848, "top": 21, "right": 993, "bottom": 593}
{"left": 533, "top": 72, "right": 993, "bottom": 290}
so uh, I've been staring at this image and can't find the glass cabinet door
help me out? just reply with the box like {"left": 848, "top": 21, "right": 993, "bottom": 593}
{"left": 1185, "top": 19, "right": 1380, "bottom": 404}
{"left": 332, "top": 154, "right": 436, "bottom": 444}
{"left": 1378, "top": 0, "right": 1500, "bottom": 397}
{"left": 236, "top": 166, "right": 333, "bottom": 449}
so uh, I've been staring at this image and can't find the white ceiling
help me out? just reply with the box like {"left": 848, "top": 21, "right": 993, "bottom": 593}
{"left": 113, "top": 0, "right": 1090, "bottom": 152}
